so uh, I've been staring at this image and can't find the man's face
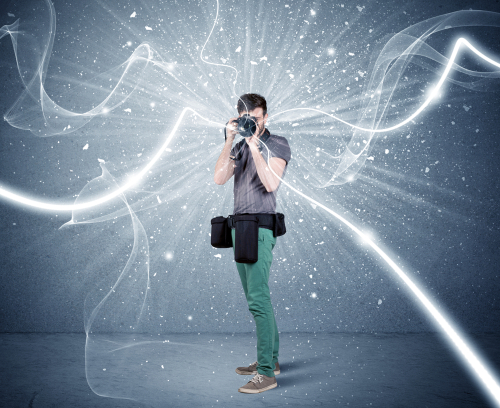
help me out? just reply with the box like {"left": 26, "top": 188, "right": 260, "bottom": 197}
{"left": 239, "top": 107, "right": 268, "bottom": 138}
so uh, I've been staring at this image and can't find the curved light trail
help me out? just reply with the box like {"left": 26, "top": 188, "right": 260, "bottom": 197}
{"left": 0, "top": 36, "right": 498, "bottom": 211}
{"left": 259, "top": 140, "right": 500, "bottom": 407}
{"left": 268, "top": 37, "right": 500, "bottom": 133}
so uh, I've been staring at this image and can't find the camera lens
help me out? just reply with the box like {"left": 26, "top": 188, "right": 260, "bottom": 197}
{"left": 236, "top": 114, "right": 257, "bottom": 137}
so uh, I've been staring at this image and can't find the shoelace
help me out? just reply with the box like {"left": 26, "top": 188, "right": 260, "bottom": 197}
{"left": 251, "top": 373, "right": 264, "bottom": 384}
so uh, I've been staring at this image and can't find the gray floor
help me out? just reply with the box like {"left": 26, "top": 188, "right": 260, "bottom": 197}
{"left": 1, "top": 332, "right": 499, "bottom": 408}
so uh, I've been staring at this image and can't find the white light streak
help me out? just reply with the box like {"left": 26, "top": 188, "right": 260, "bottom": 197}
{"left": 11, "top": 31, "right": 488, "bottom": 212}
{"left": 259, "top": 141, "right": 500, "bottom": 407}
{"left": 271, "top": 38, "right": 500, "bottom": 135}
{"left": 0, "top": 107, "right": 223, "bottom": 211}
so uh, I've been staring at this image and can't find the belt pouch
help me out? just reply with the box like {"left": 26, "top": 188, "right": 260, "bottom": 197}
{"left": 211, "top": 216, "right": 233, "bottom": 248}
{"left": 234, "top": 214, "right": 259, "bottom": 263}
{"left": 274, "top": 212, "right": 286, "bottom": 237}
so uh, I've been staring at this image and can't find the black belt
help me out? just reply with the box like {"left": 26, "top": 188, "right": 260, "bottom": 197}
{"left": 227, "top": 213, "right": 275, "bottom": 231}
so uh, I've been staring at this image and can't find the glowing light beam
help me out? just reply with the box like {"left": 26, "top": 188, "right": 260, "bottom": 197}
{"left": 259, "top": 140, "right": 500, "bottom": 408}
{"left": 271, "top": 37, "right": 500, "bottom": 134}
{"left": 0, "top": 35, "right": 498, "bottom": 211}
{"left": 0, "top": 107, "right": 223, "bottom": 212}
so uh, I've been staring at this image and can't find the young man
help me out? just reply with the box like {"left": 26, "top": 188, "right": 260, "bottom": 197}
{"left": 214, "top": 93, "right": 291, "bottom": 394}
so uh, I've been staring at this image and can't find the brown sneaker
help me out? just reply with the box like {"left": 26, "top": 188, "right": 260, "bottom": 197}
{"left": 238, "top": 373, "right": 277, "bottom": 394}
{"left": 235, "top": 361, "right": 280, "bottom": 375}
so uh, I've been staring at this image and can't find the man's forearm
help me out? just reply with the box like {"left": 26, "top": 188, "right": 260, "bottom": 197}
{"left": 214, "top": 140, "right": 235, "bottom": 185}
{"left": 249, "top": 145, "right": 285, "bottom": 192}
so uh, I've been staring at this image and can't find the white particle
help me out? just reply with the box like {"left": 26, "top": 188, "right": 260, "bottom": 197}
{"left": 130, "top": 11, "right": 136, "bottom": 18}
{"left": 214, "top": 254, "right": 222, "bottom": 258}
{"left": 235, "top": 46, "right": 241, "bottom": 53}
{"left": 145, "top": 26, "right": 153, "bottom": 31}
{"left": 83, "top": 144, "right": 89, "bottom": 150}
{"left": 385, "top": 149, "right": 389, "bottom": 154}
{"left": 310, "top": 292, "right": 317, "bottom": 299}
{"left": 378, "top": 299, "right": 383, "bottom": 305}
{"left": 124, "top": 108, "right": 131, "bottom": 113}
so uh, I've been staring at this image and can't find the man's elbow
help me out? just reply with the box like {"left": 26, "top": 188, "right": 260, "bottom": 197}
{"left": 265, "top": 181, "right": 280, "bottom": 193}
{"left": 214, "top": 171, "right": 229, "bottom": 185}
{"left": 214, "top": 175, "right": 224, "bottom": 185}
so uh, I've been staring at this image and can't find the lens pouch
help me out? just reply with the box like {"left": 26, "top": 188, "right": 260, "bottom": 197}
{"left": 210, "top": 216, "right": 233, "bottom": 248}
{"left": 234, "top": 214, "right": 259, "bottom": 263}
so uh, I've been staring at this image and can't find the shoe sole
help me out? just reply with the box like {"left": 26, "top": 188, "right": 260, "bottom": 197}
{"left": 238, "top": 382, "right": 278, "bottom": 394}
{"left": 235, "top": 369, "right": 280, "bottom": 375}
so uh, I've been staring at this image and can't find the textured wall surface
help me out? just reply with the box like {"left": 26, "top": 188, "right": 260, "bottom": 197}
{"left": 0, "top": 0, "right": 500, "bottom": 334}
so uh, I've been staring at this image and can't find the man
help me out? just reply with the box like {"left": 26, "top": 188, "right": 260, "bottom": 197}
{"left": 214, "top": 93, "right": 291, "bottom": 394}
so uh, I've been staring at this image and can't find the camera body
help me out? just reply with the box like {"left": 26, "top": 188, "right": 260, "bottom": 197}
{"left": 233, "top": 114, "right": 257, "bottom": 138}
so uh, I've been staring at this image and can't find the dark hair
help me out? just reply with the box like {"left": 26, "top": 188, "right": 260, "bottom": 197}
{"left": 237, "top": 93, "right": 267, "bottom": 116}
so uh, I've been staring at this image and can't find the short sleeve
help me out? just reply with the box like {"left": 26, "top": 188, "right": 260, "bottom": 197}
{"left": 270, "top": 136, "right": 291, "bottom": 164}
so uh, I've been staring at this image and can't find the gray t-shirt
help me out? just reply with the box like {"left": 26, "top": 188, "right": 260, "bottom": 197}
{"left": 231, "top": 129, "right": 291, "bottom": 215}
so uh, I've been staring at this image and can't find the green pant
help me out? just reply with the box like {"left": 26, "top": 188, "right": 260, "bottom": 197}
{"left": 232, "top": 227, "right": 280, "bottom": 377}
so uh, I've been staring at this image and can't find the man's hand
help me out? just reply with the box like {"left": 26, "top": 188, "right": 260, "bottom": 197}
{"left": 225, "top": 117, "right": 239, "bottom": 143}
{"left": 214, "top": 117, "right": 239, "bottom": 185}
{"left": 245, "top": 134, "right": 259, "bottom": 150}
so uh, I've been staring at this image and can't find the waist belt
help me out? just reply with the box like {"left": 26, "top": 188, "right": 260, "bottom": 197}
{"left": 227, "top": 213, "right": 275, "bottom": 231}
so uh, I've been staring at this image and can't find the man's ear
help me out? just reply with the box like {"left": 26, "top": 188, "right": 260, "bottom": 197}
{"left": 263, "top": 113, "right": 268, "bottom": 125}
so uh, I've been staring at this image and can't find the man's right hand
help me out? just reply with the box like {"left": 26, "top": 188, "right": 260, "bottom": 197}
{"left": 225, "top": 117, "right": 239, "bottom": 143}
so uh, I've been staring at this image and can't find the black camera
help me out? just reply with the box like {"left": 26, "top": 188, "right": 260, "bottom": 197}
{"left": 233, "top": 114, "right": 258, "bottom": 138}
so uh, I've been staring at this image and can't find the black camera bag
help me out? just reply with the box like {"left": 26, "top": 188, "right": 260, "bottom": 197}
{"left": 233, "top": 214, "right": 259, "bottom": 263}
{"left": 210, "top": 216, "right": 233, "bottom": 248}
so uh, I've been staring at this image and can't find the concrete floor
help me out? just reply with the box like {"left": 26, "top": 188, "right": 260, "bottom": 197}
{"left": 1, "top": 332, "right": 499, "bottom": 408}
